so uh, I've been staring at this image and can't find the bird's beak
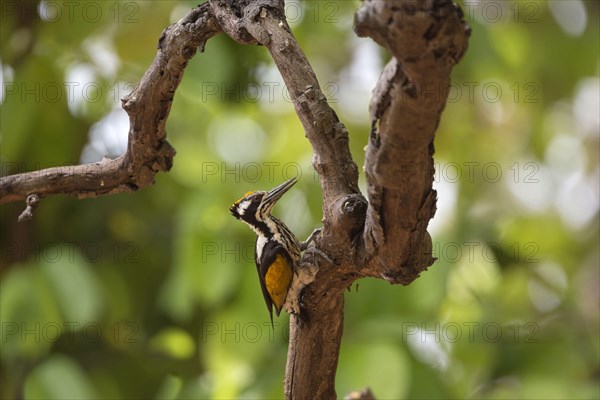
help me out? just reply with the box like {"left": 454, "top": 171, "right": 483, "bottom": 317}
{"left": 263, "top": 177, "right": 297, "bottom": 207}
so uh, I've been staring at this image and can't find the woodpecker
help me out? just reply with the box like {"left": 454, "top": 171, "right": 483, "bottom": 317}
{"left": 230, "top": 177, "right": 302, "bottom": 327}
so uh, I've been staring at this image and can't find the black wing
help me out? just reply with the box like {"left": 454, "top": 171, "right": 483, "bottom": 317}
{"left": 255, "top": 238, "right": 294, "bottom": 327}
{"left": 255, "top": 238, "right": 274, "bottom": 327}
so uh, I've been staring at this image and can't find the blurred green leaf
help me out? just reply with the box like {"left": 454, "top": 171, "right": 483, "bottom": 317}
{"left": 40, "top": 251, "right": 103, "bottom": 323}
{"left": 149, "top": 327, "right": 195, "bottom": 360}
{"left": 337, "top": 341, "right": 410, "bottom": 399}
{"left": 24, "top": 355, "right": 99, "bottom": 400}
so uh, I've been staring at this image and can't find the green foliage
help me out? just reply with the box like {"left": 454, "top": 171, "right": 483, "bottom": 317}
{"left": 1, "top": 1, "right": 598, "bottom": 399}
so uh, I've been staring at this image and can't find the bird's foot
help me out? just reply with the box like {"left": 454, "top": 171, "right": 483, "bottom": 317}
{"left": 301, "top": 228, "right": 322, "bottom": 251}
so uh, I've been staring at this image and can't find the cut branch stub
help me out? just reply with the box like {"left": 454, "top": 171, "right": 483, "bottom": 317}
{"left": 356, "top": 0, "right": 470, "bottom": 284}
{"left": 17, "top": 193, "right": 40, "bottom": 222}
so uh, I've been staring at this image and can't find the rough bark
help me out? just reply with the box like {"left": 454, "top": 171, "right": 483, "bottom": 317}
{"left": 0, "top": 1, "right": 470, "bottom": 398}
{"left": 355, "top": 0, "right": 470, "bottom": 285}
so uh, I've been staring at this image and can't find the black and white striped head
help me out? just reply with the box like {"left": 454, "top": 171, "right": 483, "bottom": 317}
{"left": 230, "top": 178, "right": 297, "bottom": 229}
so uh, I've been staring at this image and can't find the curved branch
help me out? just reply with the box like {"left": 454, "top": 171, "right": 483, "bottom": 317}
{"left": 355, "top": 0, "right": 470, "bottom": 284}
{"left": 0, "top": 3, "right": 221, "bottom": 208}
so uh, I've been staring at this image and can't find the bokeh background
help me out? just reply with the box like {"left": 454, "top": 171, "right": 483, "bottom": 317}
{"left": 1, "top": 1, "right": 599, "bottom": 399}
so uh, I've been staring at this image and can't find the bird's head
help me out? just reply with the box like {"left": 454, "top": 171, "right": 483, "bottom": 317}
{"left": 230, "top": 177, "right": 297, "bottom": 226}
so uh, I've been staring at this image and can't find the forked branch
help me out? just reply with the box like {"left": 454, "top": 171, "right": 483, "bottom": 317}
{"left": 208, "top": 1, "right": 468, "bottom": 398}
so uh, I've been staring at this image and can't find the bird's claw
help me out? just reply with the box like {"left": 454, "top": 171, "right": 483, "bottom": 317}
{"left": 301, "top": 227, "right": 322, "bottom": 251}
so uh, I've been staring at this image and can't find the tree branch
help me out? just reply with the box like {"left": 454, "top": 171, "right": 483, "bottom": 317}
{"left": 0, "top": 3, "right": 221, "bottom": 208}
{"left": 355, "top": 0, "right": 470, "bottom": 284}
